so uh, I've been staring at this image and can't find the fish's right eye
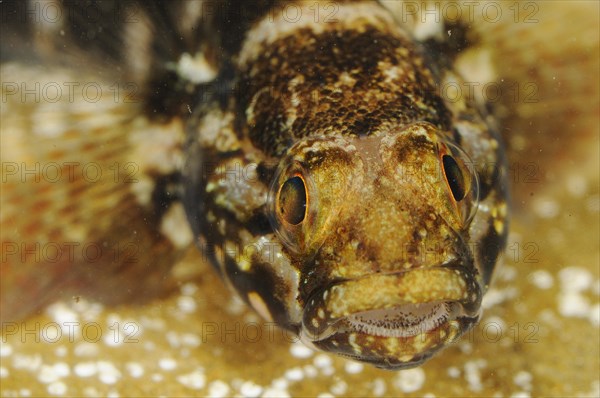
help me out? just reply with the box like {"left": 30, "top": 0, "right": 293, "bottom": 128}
{"left": 277, "top": 175, "right": 308, "bottom": 225}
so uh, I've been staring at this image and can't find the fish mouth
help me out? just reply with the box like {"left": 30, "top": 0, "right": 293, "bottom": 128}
{"left": 300, "top": 264, "right": 482, "bottom": 369}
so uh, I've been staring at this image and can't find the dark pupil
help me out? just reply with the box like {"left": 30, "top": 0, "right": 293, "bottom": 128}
{"left": 442, "top": 155, "right": 466, "bottom": 201}
{"left": 278, "top": 176, "right": 307, "bottom": 225}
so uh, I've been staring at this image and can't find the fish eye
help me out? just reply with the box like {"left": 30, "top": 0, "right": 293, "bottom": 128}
{"left": 442, "top": 155, "right": 466, "bottom": 201}
{"left": 437, "top": 141, "right": 479, "bottom": 226}
{"left": 277, "top": 175, "right": 307, "bottom": 225}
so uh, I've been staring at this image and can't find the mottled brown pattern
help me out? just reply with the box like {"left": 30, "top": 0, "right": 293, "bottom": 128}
{"left": 237, "top": 25, "right": 453, "bottom": 156}
{"left": 181, "top": 0, "right": 509, "bottom": 369}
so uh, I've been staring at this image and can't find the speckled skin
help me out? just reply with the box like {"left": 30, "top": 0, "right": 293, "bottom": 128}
{"left": 184, "top": 0, "right": 509, "bottom": 369}
{"left": 0, "top": 0, "right": 508, "bottom": 370}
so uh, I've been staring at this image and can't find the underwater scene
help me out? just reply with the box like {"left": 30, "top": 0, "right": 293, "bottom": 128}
{"left": 1, "top": 1, "right": 598, "bottom": 396}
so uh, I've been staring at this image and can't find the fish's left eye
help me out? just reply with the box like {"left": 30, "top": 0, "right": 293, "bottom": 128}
{"left": 437, "top": 141, "right": 479, "bottom": 226}
{"left": 442, "top": 155, "right": 466, "bottom": 201}
{"left": 277, "top": 175, "right": 307, "bottom": 225}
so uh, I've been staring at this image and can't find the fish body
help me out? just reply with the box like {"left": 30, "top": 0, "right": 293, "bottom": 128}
{"left": 1, "top": 0, "right": 509, "bottom": 369}
{"left": 183, "top": 0, "right": 508, "bottom": 369}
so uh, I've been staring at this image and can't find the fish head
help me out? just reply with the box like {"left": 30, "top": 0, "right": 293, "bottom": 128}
{"left": 268, "top": 121, "right": 482, "bottom": 369}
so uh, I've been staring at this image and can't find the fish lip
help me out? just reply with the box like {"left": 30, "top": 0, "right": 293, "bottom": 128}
{"left": 300, "top": 262, "right": 481, "bottom": 366}
{"left": 305, "top": 314, "right": 480, "bottom": 370}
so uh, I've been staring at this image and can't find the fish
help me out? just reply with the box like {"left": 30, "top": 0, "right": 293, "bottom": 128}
{"left": 0, "top": 0, "right": 512, "bottom": 369}
{"left": 182, "top": 0, "right": 509, "bottom": 369}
